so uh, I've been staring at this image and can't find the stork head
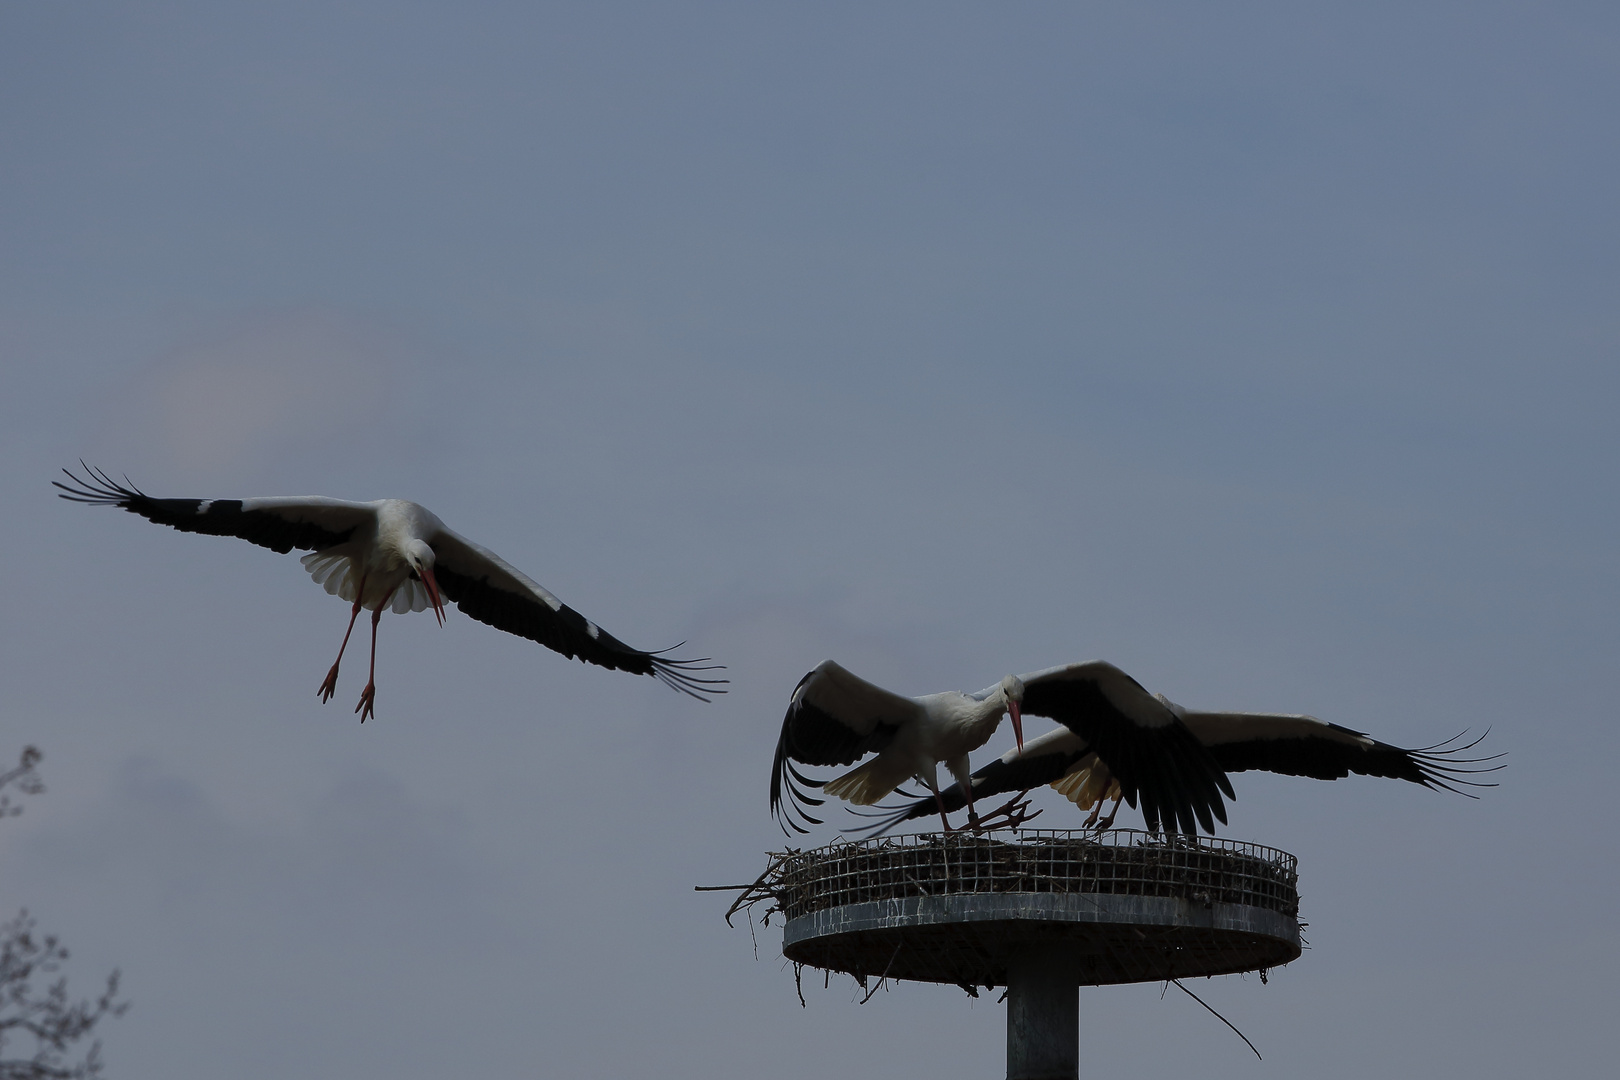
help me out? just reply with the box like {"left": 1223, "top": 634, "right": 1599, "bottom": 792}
{"left": 404, "top": 540, "right": 446, "bottom": 626}
{"left": 1000, "top": 674, "right": 1026, "bottom": 753}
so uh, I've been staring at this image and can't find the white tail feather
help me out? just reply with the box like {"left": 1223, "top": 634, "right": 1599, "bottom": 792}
{"left": 392, "top": 577, "right": 436, "bottom": 614}
{"left": 824, "top": 759, "right": 910, "bottom": 805}
{"left": 1050, "top": 762, "right": 1120, "bottom": 810}
{"left": 298, "top": 551, "right": 440, "bottom": 614}
{"left": 300, "top": 551, "right": 358, "bottom": 603}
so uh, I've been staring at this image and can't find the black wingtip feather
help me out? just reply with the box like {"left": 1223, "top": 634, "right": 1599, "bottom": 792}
{"left": 1404, "top": 730, "right": 1506, "bottom": 798}
{"left": 648, "top": 654, "right": 730, "bottom": 701}
{"left": 772, "top": 719, "right": 835, "bottom": 836}
{"left": 54, "top": 462, "right": 144, "bottom": 506}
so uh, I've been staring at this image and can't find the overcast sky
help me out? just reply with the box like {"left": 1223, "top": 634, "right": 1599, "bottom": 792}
{"left": 1, "top": 3, "right": 1615, "bottom": 1077}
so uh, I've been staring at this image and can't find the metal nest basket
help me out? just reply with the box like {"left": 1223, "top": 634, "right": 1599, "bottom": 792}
{"left": 725, "top": 829, "right": 1302, "bottom": 989}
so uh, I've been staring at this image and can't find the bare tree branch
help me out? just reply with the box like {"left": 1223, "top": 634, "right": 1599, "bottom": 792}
{"left": 1, "top": 750, "right": 128, "bottom": 1079}
{"left": 0, "top": 749, "right": 43, "bottom": 822}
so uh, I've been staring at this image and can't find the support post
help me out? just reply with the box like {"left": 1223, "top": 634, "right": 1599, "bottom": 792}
{"left": 1006, "top": 948, "right": 1078, "bottom": 1080}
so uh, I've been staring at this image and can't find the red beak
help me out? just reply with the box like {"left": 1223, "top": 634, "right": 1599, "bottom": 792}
{"left": 421, "top": 566, "right": 446, "bottom": 627}
{"left": 1009, "top": 699, "right": 1024, "bottom": 753}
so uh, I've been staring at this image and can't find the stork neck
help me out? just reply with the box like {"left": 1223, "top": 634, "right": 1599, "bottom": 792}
{"left": 965, "top": 689, "right": 1010, "bottom": 738}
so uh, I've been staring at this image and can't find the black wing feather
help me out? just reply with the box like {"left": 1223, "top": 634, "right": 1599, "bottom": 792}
{"left": 1022, "top": 672, "right": 1232, "bottom": 835}
{"left": 1212, "top": 724, "right": 1396, "bottom": 780}
{"left": 856, "top": 721, "right": 1502, "bottom": 835}
{"left": 431, "top": 563, "right": 725, "bottom": 700}
{"left": 54, "top": 464, "right": 358, "bottom": 554}
{"left": 1206, "top": 723, "right": 1503, "bottom": 795}
{"left": 769, "top": 672, "right": 904, "bottom": 835}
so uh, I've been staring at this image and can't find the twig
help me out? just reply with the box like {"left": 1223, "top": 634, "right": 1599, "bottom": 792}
{"left": 694, "top": 853, "right": 793, "bottom": 927}
{"left": 1171, "top": 979, "right": 1262, "bottom": 1060}
{"left": 858, "top": 943, "right": 903, "bottom": 1005}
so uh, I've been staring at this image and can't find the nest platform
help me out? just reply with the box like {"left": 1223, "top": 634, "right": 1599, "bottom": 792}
{"left": 764, "top": 830, "right": 1301, "bottom": 989}
{"left": 723, "top": 829, "right": 1302, "bottom": 1078}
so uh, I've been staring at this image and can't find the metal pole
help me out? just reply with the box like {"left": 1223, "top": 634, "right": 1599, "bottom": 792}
{"left": 1005, "top": 948, "right": 1078, "bottom": 1080}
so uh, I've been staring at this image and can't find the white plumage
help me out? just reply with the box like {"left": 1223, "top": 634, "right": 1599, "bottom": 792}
{"left": 771, "top": 660, "right": 1028, "bottom": 833}
{"left": 57, "top": 465, "right": 725, "bottom": 720}
{"left": 772, "top": 659, "right": 1233, "bottom": 835}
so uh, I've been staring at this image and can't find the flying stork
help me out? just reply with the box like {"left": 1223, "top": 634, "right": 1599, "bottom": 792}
{"left": 771, "top": 659, "right": 1233, "bottom": 836}
{"left": 56, "top": 465, "right": 726, "bottom": 719}
{"left": 858, "top": 695, "right": 1502, "bottom": 835}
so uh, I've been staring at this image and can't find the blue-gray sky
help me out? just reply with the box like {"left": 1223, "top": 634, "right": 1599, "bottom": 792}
{"left": 2, "top": 3, "right": 1615, "bottom": 1076}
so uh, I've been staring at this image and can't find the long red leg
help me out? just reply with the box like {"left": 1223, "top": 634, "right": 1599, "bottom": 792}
{"left": 354, "top": 586, "right": 397, "bottom": 723}
{"left": 318, "top": 575, "right": 367, "bottom": 703}
{"left": 933, "top": 789, "right": 954, "bottom": 833}
{"left": 1096, "top": 794, "right": 1123, "bottom": 830}
{"left": 921, "top": 775, "right": 954, "bottom": 834}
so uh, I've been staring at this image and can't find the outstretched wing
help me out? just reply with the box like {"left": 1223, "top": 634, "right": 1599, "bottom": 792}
{"left": 1177, "top": 708, "right": 1503, "bottom": 794}
{"left": 427, "top": 527, "right": 726, "bottom": 700}
{"left": 852, "top": 726, "right": 1091, "bottom": 836}
{"left": 859, "top": 704, "right": 1504, "bottom": 836}
{"left": 55, "top": 464, "right": 370, "bottom": 554}
{"left": 1020, "top": 661, "right": 1234, "bottom": 834}
{"left": 770, "top": 660, "right": 922, "bottom": 834}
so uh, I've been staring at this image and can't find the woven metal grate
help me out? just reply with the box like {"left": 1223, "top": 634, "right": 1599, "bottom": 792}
{"left": 772, "top": 829, "right": 1299, "bottom": 922}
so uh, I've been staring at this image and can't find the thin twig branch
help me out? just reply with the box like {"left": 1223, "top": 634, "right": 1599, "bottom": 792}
{"left": 1171, "top": 979, "right": 1261, "bottom": 1060}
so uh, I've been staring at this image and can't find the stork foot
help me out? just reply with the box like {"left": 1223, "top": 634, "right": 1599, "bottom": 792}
{"left": 354, "top": 682, "right": 377, "bottom": 723}
{"left": 318, "top": 664, "right": 342, "bottom": 704}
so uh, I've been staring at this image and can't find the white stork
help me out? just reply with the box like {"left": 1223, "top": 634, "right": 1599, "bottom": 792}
{"left": 858, "top": 694, "right": 1502, "bottom": 835}
{"left": 771, "top": 659, "right": 1233, "bottom": 836}
{"left": 56, "top": 465, "right": 725, "bottom": 720}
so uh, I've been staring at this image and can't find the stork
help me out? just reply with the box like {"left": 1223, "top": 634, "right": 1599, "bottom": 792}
{"left": 56, "top": 465, "right": 725, "bottom": 719}
{"left": 858, "top": 693, "right": 1502, "bottom": 835}
{"left": 771, "top": 659, "right": 1232, "bottom": 836}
